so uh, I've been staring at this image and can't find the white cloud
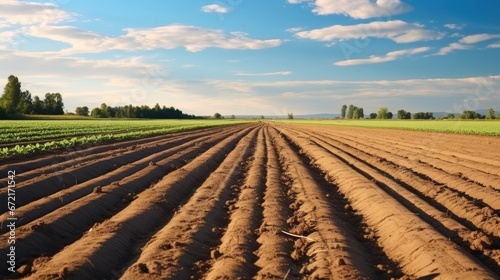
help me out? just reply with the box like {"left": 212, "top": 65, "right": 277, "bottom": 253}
{"left": 436, "top": 33, "right": 500, "bottom": 55}
{"left": 0, "top": 0, "right": 71, "bottom": 26}
{"left": 289, "top": 0, "right": 412, "bottom": 19}
{"left": 436, "top": 42, "right": 470, "bottom": 55}
{"left": 488, "top": 41, "right": 500, "bottom": 49}
{"left": 444, "top": 24, "right": 463, "bottom": 30}
{"left": 286, "top": 27, "right": 304, "bottom": 33}
{"left": 335, "top": 46, "right": 430, "bottom": 66}
{"left": 459, "top": 33, "right": 500, "bottom": 44}
{"left": 235, "top": 71, "right": 292, "bottom": 76}
{"left": 296, "top": 20, "right": 443, "bottom": 43}
{"left": 24, "top": 24, "right": 283, "bottom": 53}
{"left": 201, "top": 4, "right": 229, "bottom": 14}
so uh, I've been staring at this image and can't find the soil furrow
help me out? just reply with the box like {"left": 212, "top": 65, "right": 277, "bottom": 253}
{"left": 270, "top": 125, "right": 376, "bottom": 279}
{"left": 324, "top": 128, "right": 500, "bottom": 192}
{"left": 253, "top": 126, "right": 296, "bottom": 279}
{"left": 0, "top": 125, "right": 245, "bottom": 205}
{"left": 328, "top": 126, "right": 500, "bottom": 176}
{"left": 118, "top": 127, "right": 259, "bottom": 279}
{"left": 10, "top": 124, "right": 257, "bottom": 279}
{"left": 0, "top": 126, "right": 239, "bottom": 234}
{"left": 305, "top": 128, "right": 500, "bottom": 239}
{"left": 0, "top": 125, "right": 244, "bottom": 182}
{"left": 295, "top": 127, "right": 500, "bottom": 270}
{"left": 275, "top": 124, "right": 498, "bottom": 279}
{"left": 203, "top": 128, "right": 266, "bottom": 279}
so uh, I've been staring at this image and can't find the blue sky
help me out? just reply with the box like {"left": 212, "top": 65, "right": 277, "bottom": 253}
{"left": 0, "top": 0, "right": 499, "bottom": 116}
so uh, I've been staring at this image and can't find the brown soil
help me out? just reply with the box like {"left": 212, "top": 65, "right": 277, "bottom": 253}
{"left": 1, "top": 123, "right": 499, "bottom": 279}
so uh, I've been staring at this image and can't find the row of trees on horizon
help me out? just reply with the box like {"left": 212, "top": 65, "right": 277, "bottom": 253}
{"left": 340, "top": 104, "right": 497, "bottom": 120}
{"left": 0, "top": 75, "right": 200, "bottom": 119}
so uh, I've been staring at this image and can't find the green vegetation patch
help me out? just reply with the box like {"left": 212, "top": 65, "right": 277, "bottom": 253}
{"left": 0, "top": 119, "right": 250, "bottom": 157}
{"left": 275, "top": 119, "right": 500, "bottom": 136}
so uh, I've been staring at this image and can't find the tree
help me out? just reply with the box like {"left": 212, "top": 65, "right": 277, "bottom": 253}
{"left": 353, "top": 107, "right": 359, "bottom": 119}
{"left": 0, "top": 75, "right": 22, "bottom": 114}
{"left": 486, "top": 108, "right": 495, "bottom": 119}
{"left": 75, "top": 106, "right": 89, "bottom": 116}
{"left": 461, "top": 110, "right": 481, "bottom": 119}
{"left": 386, "top": 111, "right": 393, "bottom": 119}
{"left": 42, "top": 93, "right": 64, "bottom": 115}
{"left": 377, "top": 107, "right": 388, "bottom": 119}
{"left": 347, "top": 104, "right": 354, "bottom": 119}
{"left": 261, "top": 115, "right": 265, "bottom": 119}
{"left": 32, "top": 96, "right": 43, "bottom": 114}
{"left": 397, "top": 109, "right": 407, "bottom": 120}
{"left": 358, "top": 108, "right": 364, "bottom": 119}
{"left": 17, "top": 90, "right": 33, "bottom": 114}
{"left": 230, "top": 114, "right": 236, "bottom": 119}
{"left": 340, "top": 104, "right": 347, "bottom": 119}
{"left": 447, "top": 113, "right": 455, "bottom": 119}
{"left": 369, "top": 113, "right": 377, "bottom": 119}
{"left": 287, "top": 113, "right": 294, "bottom": 119}
{"left": 405, "top": 112, "right": 411, "bottom": 119}
{"left": 90, "top": 107, "right": 104, "bottom": 118}
{"left": 214, "top": 112, "right": 222, "bottom": 119}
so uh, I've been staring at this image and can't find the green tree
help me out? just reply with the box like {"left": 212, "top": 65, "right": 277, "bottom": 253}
{"left": 486, "top": 108, "right": 495, "bottom": 119}
{"left": 0, "top": 75, "right": 22, "bottom": 114}
{"left": 90, "top": 107, "right": 103, "bottom": 118}
{"left": 42, "top": 93, "right": 64, "bottom": 115}
{"left": 214, "top": 112, "right": 222, "bottom": 119}
{"left": 397, "top": 109, "right": 407, "bottom": 120}
{"left": 369, "top": 113, "right": 377, "bottom": 119}
{"left": 386, "top": 111, "right": 393, "bottom": 119}
{"left": 352, "top": 106, "right": 359, "bottom": 119}
{"left": 17, "top": 90, "right": 33, "bottom": 114}
{"left": 377, "top": 107, "right": 388, "bottom": 119}
{"left": 358, "top": 107, "right": 364, "bottom": 119}
{"left": 340, "top": 104, "right": 347, "bottom": 119}
{"left": 347, "top": 104, "right": 354, "bottom": 119}
{"left": 287, "top": 113, "right": 294, "bottom": 119}
{"left": 75, "top": 106, "right": 89, "bottom": 116}
{"left": 447, "top": 113, "right": 455, "bottom": 119}
{"left": 261, "top": 115, "right": 265, "bottom": 119}
{"left": 32, "top": 96, "right": 43, "bottom": 114}
{"left": 405, "top": 112, "right": 411, "bottom": 119}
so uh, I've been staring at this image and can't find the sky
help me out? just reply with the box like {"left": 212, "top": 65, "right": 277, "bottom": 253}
{"left": 0, "top": 0, "right": 499, "bottom": 116}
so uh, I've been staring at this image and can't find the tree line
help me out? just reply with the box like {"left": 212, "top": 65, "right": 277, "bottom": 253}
{"left": 341, "top": 104, "right": 364, "bottom": 119}
{"left": 340, "top": 105, "right": 497, "bottom": 120}
{"left": 0, "top": 75, "right": 64, "bottom": 118}
{"left": 78, "top": 103, "right": 198, "bottom": 119}
{"left": 0, "top": 75, "right": 200, "bottom": 119}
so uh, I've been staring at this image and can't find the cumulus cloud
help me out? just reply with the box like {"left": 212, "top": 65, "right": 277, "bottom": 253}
{"left": 296, "top": 20, "right": 443, "bottom": 43}
{"left": 0, "top": 0, "right": 71, "bottom": 26}
{"left": 288, "top": 0, "right": 412, "bottom": 19}
{"left": 201, "top": 4, "right": 229, "bottom": 13}
{"left": 335, "top": 46, "right": 430, "bottom": 66}
{"left": 24, "top": 24, "right": 283, "bottom": 53}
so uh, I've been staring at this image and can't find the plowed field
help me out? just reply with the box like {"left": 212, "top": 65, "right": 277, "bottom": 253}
{"left": 1, "top": 122, "right": 499, "bottom": 279}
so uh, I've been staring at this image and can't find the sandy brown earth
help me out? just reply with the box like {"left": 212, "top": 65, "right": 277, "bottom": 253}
{"left": 1, "top": 122, "right": 499, "bottom": 279}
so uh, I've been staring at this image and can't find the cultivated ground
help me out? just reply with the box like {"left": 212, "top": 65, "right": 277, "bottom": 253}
{"left": 1, "top": 122, "right": 499, "bottom": 279}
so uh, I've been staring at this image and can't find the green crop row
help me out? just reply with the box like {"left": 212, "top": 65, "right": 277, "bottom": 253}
{"left": 0, "top": 119, "right": 250, "bottom": 158}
